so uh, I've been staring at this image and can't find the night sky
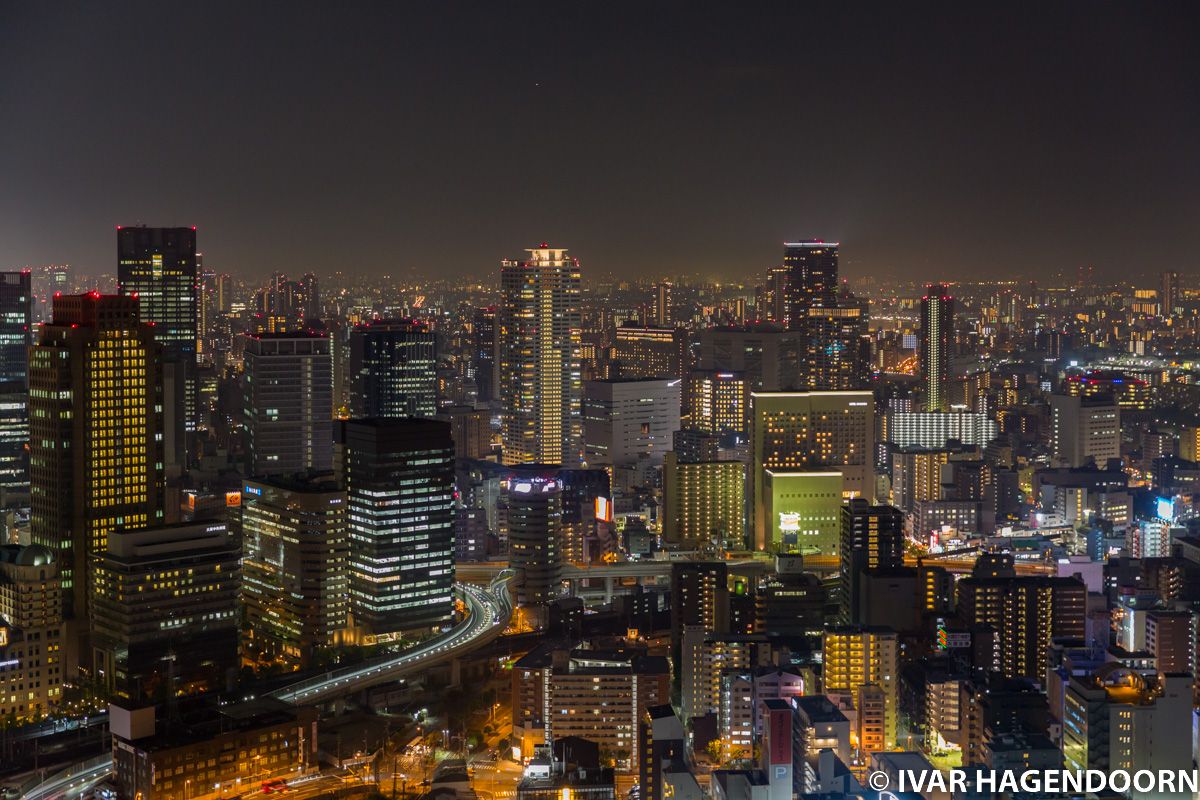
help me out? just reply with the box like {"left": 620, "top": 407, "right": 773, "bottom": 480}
{"left": 2, "top": 2, "right": 1198, "bottom": 282}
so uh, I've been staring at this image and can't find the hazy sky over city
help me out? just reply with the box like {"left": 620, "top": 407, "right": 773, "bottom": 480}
{"left": 2, "top": 2, "right": 1198, "bottom": 283}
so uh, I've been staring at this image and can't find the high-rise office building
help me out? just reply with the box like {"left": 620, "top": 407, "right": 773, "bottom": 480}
{"left": 439, "top": 405, "right": 491, "bottom": 460}
{"left": 242, "top": 330, "right": 333, "bottom": 477}
{"left": 749, "top": 391, "right": 874, "bottom": 551}
{"left": 499, "top": 246, "right": 582, "bottom": 466}
{"left": 784, "top": 241, "right": 838, "bottom": 331}
{"left": 803, "top": 305, "right": 870, "bottom": 391}
{"left": 117, "top": 226, "right": 199, "bottom": 464}
{"left": 759, "top": 266, "right": 790, "bottom": 324}
{"left": 652, "top": 281, "right": 673, "bottom": 326}
{"left": 920, "top": 284, "right": 954, "bottom": 412}
{"left": 1048, "top": 394, "right": 1120, "bottom": 468}
{"left": 299, "top": 272, "right": 320, "bottom": 320}
{"left": 583, "top": 378, "right": 681, "bottom": 469}
{"left": 472, "top": 305, "right": 499, "bottom": 401}
{"left": 839, "top": 499, "right": 905, "bottom": 623}
{"left": 29, "top": 294, "right": 164, "bottom": 655}
{"left": 241, "top": 475, "right": 349, "bottom": 669}
{"left": 348, "top": 319, "right": 437, "bottom": 418}
{"left": 661, "top": 452, "right": 744, "bottom": 547}
{"left": 0, "top": 272, "right": 31, "bottom": 503}
{"left": 612, "top": 324, "right": 689, "bottom": 380}
{"left": 337, "top": 419, "right": 455, "bottom": 641}
{"left": 686, "top": 370, "right": 749, "bottom": 439}
{"left": 504, "top": 467, "right": 564, "bottom": 609}
{"left": 91, "top": 522, "right": 240, "bottom": 702}
{"left": 697, "top": 326, "right": 801, "bottom": 392}
{"left": 1160, "top": 270, "right": 1180, "bottom": 317}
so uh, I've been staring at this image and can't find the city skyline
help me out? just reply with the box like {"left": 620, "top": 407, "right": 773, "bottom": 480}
{"left": 3, "top": 3, "right": 1200, "bottom": 281}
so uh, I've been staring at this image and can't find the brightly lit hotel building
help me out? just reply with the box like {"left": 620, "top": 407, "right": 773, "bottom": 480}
{"left": 499, "top": 246, "right": 582, "bottom": 466}
{"left": 749, "top": 391, "right": 874, "bottom": 551}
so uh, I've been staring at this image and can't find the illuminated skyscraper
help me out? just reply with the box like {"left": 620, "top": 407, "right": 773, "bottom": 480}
{"left": 348, "top": 319, "right": 437, "bottom": 418}
{"left": 0, "top": 271, "right": 32, "bottom": 502}
{"left": 839, "top": 499, "right": 904, "bottom": 623}
{"left": 784, "top": 241, "right": 838, "bottom": 331}
{"left": 749, "top": 391, "right": 874, "bottom": 551}
{"left": 613, "top": 323, "right": 689, "bottom": 380}
{"left": 920, "top": 284, "right": 954, "bottom": 412}
{"left": 499, "top": 245, "right": 582, "bottom": 466}
{"left": 1160, "top": 270, "right": 1180, "bottom": 317}
{"left": 803, "top": 304, "right": 870, "bottom": 391}
{"left": 117, "top": 226, "right": 198, "bottom": 465}
{"left": 337, "top": 419, "right": 455, "bottom": 641}
{"left": 653, "top": 281, "right": 673, "bottom": 326}
{"left": 28, "top": 294, "right": 164, "bottom": 660}
{"left": 242, "top": 330, "right": 333, "bottom": 477}
{"left": 241, "top": 475, "right": 349, "bottom": 669}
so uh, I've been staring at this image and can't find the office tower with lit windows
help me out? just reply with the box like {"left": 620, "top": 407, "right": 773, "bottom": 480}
{"left": 803, "top": 305, "right": 870, "bottom": 391}
{"left": 29, "top": 294, "right": 164, "bottom": 666}
{"left": 749, "top": 391, "right": 874, "bottom": 551}
{"left": 91, "top": 522, "right": 240, "bottom": 702}
{"left": 242, "top": 330, "right": 333, "bottom": 477}
{"left": 1048, "top": 394, "right": 1120, "bottom": 468}
{"left": 217, "top": 273, "right": 233, "bottom": 313}
{"left": 759, "top": 265, "right": 790, "bottom": 324}
{"left": 472, "top": 305, "right": 499, "bottom": 401}
{"left": 612, "top": 323, "right": 689, "bottom": 380}
{"left": 504, "top": 466, "right": 564, "bottom": 609}
{"left": 662, "top": 452, "right": 745, "bottom": 547}
{"left": 583, "top": 378, "right": 681, "bottom": 469}
{"left": 299, "top": 272, "right": 320, "bottom": 319}
{"left": 337, "top": 419, "right": 455, "bottom": 640}
{"left": 822, "top": 625, "right": 899, "bottom": 752}
{"left": 499, "top": 246, "right": 582, "bottom": 466}
{"left": 919, "top": 284, "right": 954, "bottom": 412}
{"left": 0, "top": 271, "right": 31, "bottom": 503}
{"left": 0, "top": 544, "right": 64, "bottom": 721}
{"left": 686, "top": 369, "right": 749, "bottom": 440}
{"left": 784, "top": 241, "right": 838, "bottom": 331}
{"left": 839, "top": 499, "right": 905, "bottom": 623}
{"left": 117, "top": 226, "right": 199, "bottom": 464}
{"left": 1160, "top": 270, "right": 1180, "bottom": 317}
{"left": 1063, "top": 370, "right": 1150, "bottom": 410}
{"left": 652, "top": 281, "right": 673, "bottom": 326}
{"left": 240, "top": 475, "right": 349, "bottom": 670}
{"left": 348, "top": 319, "right": 437, "bottom": 418}
{"left": 697, "top": 325, "right": 801, "bottom": 392}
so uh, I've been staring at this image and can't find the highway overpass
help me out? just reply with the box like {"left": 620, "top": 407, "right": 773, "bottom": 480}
{"left": 270, "top": 574, "right": 514, "bottom": 706}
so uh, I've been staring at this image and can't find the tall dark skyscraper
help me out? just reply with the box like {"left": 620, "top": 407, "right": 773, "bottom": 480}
{"left": 920, "top": 284, "right": 955, "bottom": 412}
{"left": 498, "top": 246, "right": 582, "bottom": 466}
{"left": 0, "top": 271, "right": 32, "bottom": 503}
{"left": 839, "top": 499, "right": 905, "bottom": 623}
{"left": 784, "top": 241, "right": 839, "bottom": 331}
{"left": 472, "top": 305, "right": 498, "bottom": 402}
{"left": 504, "top": 466, "right": 564, "bottom": 610}
{"left": 348, "top": 319, "right": 437, "bottom": 418}
{"left": 29, "top": 294, "right": 164, "bottom": 667}
{"left": 117, "top": 226, "right": 198, "bottom": 467}
{"left": 243, "top": 330, "right": 333, "bottom": 477}
{"left": 337, "top": 419, "right": 455, "bottom": 641}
